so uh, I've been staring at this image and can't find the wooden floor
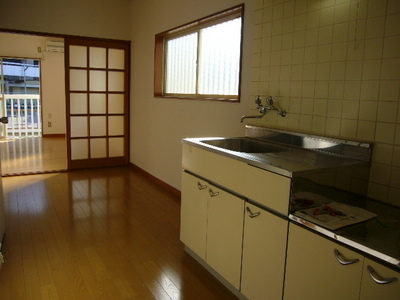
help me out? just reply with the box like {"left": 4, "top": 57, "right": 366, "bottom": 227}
{"left": 0, "top": 167, "right": 238, "bottom": 299}
{"left": 0, "top": 137, "right": 67, "bottom": 176}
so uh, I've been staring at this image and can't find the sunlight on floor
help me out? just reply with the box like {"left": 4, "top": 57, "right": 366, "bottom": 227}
{"left": 0, "top": 136, "right": 67, "bottom": 176}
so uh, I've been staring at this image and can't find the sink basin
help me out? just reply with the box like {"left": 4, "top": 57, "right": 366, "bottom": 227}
{"left": 200, "top": 138, "right": 289, "bottom": 153}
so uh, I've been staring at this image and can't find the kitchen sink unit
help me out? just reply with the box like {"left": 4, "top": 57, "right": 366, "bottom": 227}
{"left": 181, "top": 126, "right": 400, "bottom": 300}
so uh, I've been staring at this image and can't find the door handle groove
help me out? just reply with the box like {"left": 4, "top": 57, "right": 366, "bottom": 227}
{"left": 246, "top": 206, "right": 261, "bottom": 218}
{"left": 197, "top": 182, "right": 207, "bottom": 190}
{"left": 333, "top": 249, "right": 359, "bottom": 265}
{"left": 209, "top": 188, "right": 219, "bottom": 197}
{"left": 367, "top": 265, "right": 398, "bottom": 285}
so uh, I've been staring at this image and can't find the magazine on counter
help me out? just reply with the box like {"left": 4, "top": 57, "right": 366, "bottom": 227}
{"left": 293, "top": 200, "right": 377, "bottom": 230}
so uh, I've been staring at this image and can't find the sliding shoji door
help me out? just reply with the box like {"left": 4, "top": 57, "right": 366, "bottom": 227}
{"left": 65, "top": 38, "right": 130, "bottom": 169}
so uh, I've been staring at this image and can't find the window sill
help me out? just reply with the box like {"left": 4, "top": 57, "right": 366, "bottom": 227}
{"left": 154, "top": 93, "right": 240, "bottom": 102}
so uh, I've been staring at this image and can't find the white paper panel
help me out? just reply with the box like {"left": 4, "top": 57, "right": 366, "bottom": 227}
{"left": 90, "top": 138, "right": 107, "bottom": 158}
{"left": 70, "top": 93, "right": 87, "bottom": 114}
{"left": 108, "top": 71, "right": 124, "bottom": 92}
{"left": 108, "top": 116, "right": 124, "bottom": 136}
{"left": 70, "top": 69, "right": 87, "bottom": 91}
{"left": 108, "top": 49, "right": 125, "bottom": 69}
{"left": 90, "top": 116, "right": 107, "bottom": 136}
{"left": 108, "top": 94, "right": 124, "bottom": 114}
{"left": 69, "top": 45, "right": 87, "bottom": 67}
{"left": 90, "top": 47, "right": 106, "bottom": 68}
{"left": 90, "top": 70, "right": 106, "bottom": 91}
{"left": 70, "top": 116, "right": 88, "bottom": 137}
{"left": 109, "top": 137, "right": 124, "bottom": 157}
{"left": 71, "top": 139, "right": 88, "bottom": 160}
{"left": 89, "top": 93, "right": 106, "bottom": 114}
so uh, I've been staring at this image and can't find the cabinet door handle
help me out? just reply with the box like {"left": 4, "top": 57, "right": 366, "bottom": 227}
{"left": 197, "top": 182, "right": 207, "bottom": 190}
{"left": 333, "top": 249, "right": 360, "bottom": 265}
{"left": 209, "top": 188, "right": 219, "bottom": 197}
{"left": 367, "top": 265, "right": 398, "bottom": 285}
{"left": 246, "top": 206, "right": 261, "bottom": 218}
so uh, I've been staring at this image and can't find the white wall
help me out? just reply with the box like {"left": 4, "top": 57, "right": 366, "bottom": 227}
{"left": 0, "top": 0, "right": 131, "bottom": 40}
{"left": 41, "top": 51, "right": 66, "bottom": 135}
{"left": 0, "top": 32, "right": 66, "bottom": 135}
{"left": 130, "top": 0, "right": 254, "bottom": 191}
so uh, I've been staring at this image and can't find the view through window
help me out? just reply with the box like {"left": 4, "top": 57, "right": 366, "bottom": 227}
{"left": 0, "top": 58, "right": 41, "bottom": 137}
{"left": 154, "top": 4, "right": 244, "bottom": 101}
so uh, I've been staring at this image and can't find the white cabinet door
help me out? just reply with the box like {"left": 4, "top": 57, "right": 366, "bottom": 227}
{"left": 182, "top": 144, "right": 247, "bottom": 195}
{"left": 206, "top": 185, "right": 244, "bottom": 289}
{"left": 284, "top": 223, "right": 363, "bottom": 300}
{"left": 245, "top": 165, "right": 291, "bottom": 215}
{"left": 360, "top": 258, "right": 400, "bottom": 300}
{"left": 180, "top": 172, "right": 208, "bottom": 260}
{"left": 241, "top": 203, "right": 288, "bottom": 300}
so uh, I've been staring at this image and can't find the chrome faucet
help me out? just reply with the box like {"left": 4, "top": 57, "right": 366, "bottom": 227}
{"left": 265, "top": 96, "right": 287, "bottom": 117}
{"left": 240, "top": 96, "right": 287, "bottom": 123}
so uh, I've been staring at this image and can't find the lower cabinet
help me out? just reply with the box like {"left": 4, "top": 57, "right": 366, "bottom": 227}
{"left": 206, "top": 181, "right": 244, "bottom": 289}
{"left": 180, "top": 172, "right": 208, "bottom": 260}
{"left": 360, "top": 258, "right": 400, "bottom": 300}
{"left": 180, "top": 172, "right": 244, "bottom": 289}
{"left": 284, "top": 223, "right": 363, "bottom": 300}
{"left": 284, "top": 223, "right": 400, "bottom": 300}
{"left": 241, "top": 202, "right": 288, "bottom": 300}
{"left": 181, "top": 171, "right": 400, "bottom": 300}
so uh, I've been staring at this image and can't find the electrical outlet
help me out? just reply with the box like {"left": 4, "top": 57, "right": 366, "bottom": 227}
{"left": 48, "top": 122, "right": 52, "bottom": 127}
{"left": 38, "top": 46, "right": 42, "bottom": 53}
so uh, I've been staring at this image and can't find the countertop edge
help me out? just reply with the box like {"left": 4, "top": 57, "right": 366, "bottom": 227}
{"left": 289, "top": 214, "right": 400, "bottom": 271}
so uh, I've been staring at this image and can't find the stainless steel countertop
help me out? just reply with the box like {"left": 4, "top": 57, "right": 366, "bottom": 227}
{"left": 182, "top": 136, "right": 369, "bottom": 178}
{"left": 182, "top": 127, "right": 400, "bottom": 271}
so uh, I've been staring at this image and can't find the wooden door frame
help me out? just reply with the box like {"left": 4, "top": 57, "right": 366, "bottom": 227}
{"left": 65, "top": 37, "right": 130, "bottom": 169}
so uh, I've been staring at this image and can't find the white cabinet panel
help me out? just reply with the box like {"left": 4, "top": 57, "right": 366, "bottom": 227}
{"left": 284, "top": 223, "right": 363, "bottom": 300}
{"left": 180, "top": 172, "right": 208, "bottom": 260}
{"left": 245, "top": 164, "right": 291, "bottom": 215}
{"left": 206, "top": 184, "right": 244, "bottom": 289}
{"left": 180, "top": 172, "right": 244, "bottom": 289}
{"left": 241, "top": 203, "right": 288, "bottom": 300}
{"left": 182, "top": 144, "right": 249, "bottom": 196}
{"left": 360, "top": 258, "right": 400, "bottom": 300}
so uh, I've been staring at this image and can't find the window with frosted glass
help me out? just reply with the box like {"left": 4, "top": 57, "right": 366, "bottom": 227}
{"left": 198, "top": 18, "right": 241, "bottom": 96}
{"left": 165, "top": 33, "right": 197, "bottom": 94}
{"left": 155, "top": 4, "right": 243, "bottom": 101}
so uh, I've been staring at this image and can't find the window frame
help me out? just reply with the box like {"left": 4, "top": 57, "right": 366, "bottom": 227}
{"left": 154, "top": 4, "right": 244, "bottom": 102}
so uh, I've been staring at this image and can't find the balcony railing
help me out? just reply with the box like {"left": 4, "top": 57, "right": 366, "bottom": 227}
{"left": 4, "top": 94, "right": 42, "bottom": 137}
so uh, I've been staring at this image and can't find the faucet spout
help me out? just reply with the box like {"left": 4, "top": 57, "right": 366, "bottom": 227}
{"left": 240, "top": 96, "right": 287, "bottom": 123}
{"left": 240, "top": 112, "right": 266, "bottom": 123}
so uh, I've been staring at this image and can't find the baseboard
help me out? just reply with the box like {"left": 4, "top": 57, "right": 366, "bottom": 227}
{"left": 42, "top": 134, "right": 66, "bottom": 138}
{"left": 129, "top": 163, "right": 181, "bottom": 199}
